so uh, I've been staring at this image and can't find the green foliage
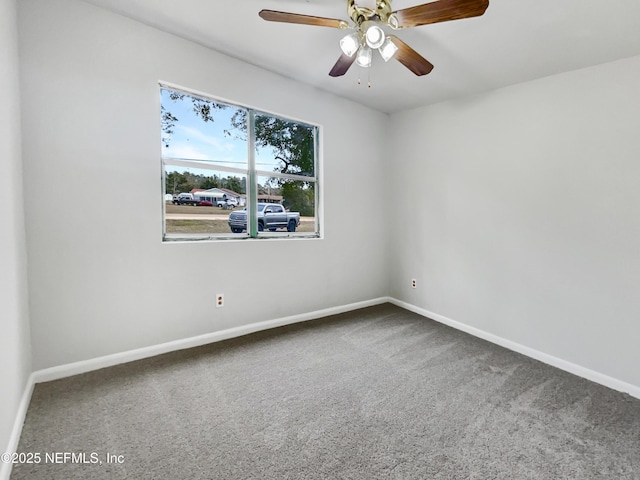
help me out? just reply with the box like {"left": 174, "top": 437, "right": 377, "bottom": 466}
{"left": 161, "top": 105, "right": 178, "bottom": 148}
{"left": 165, "top": 170, "right": 191, "bottom": 195}
{"left": 282, "top": 181, "right": 315, "bottom": 217}
{"left": 224, "top": 176, "right": 244, "bottom": 195}
{"left": 229, "top": 112, "right": 315, "bottom": 178}
{"left": 167, "top": 91, "right": 225, "bottom": 123}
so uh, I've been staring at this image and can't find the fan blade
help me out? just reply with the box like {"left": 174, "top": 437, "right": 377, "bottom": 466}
{"left": 393, "top": 0, "right": 489, "bottom": 28}
{"left": 259, "top": 10, "right": 349, "bottom": 29}
{"left": 329, "top": 53, "right": 356, "bottom": 77}
{"left": 388, "top": 36, "right": 434, "bottom": 76}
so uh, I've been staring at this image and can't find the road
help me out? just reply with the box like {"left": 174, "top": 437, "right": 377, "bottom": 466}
{"left": 166, "top": 213, "right": 232, "bottom": 220}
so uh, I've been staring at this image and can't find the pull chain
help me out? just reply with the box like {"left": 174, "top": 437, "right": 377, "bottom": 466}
{"left": 356, "top": 70, "right": 372, "bottom": 88}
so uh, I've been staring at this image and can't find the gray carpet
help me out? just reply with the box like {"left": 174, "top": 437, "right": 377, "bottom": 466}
{"left": 11, "top": 304, "right": 640, "bottom": 479}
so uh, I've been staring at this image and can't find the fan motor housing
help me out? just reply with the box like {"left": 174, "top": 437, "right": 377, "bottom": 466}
{"left": 348, "top": 0, "right": 393, "bottom": 25}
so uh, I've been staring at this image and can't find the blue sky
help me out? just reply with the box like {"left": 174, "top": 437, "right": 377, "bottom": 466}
{"left": 160, "top": 88, "right": 281, "bottom": 175}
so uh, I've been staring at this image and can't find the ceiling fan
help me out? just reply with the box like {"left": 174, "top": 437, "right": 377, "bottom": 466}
{"left": 259, "top": 0, "right": 489, "bottom": 78}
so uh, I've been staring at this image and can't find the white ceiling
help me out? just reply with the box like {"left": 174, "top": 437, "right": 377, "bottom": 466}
{"left": 81, "top": 0, "right": 640, "bottom": 113}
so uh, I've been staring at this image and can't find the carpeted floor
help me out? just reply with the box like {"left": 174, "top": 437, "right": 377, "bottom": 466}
{"left": 10, "top": 304, "right": 640, "bottom": 479}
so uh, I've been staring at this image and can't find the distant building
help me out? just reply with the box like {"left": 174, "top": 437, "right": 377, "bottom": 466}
{"left": 257, "top": 194, "right": 283, "bottom": 204}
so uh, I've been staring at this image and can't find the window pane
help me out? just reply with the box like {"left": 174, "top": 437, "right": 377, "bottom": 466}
{"left": 164, "top": 165, "right": 247, "bottom": 239}
{"left": 281, "top": 179, "right": 316, "bottom": 234}
{"left": 255, "top": 113, "right": 315, "bottom": 178}
{"left": 161, "top": 88, "right": 248, "bottom": 169}
{"left": 257, "top": 175, "right": 317, "bottom": 235}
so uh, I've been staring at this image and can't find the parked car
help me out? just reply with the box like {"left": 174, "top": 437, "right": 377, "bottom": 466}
{"left": 173, "top": 197, "right": 198, "bottom": 206}
{"left": 218, "top": 198, "right": 239, "bottom": 208}
{"left": 228, "top": 203, "right": 300, "bottom": 233}
{"left": 196, "top": 200, "right": 213, "bottom": 207}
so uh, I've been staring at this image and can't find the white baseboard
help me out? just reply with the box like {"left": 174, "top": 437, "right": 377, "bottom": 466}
{"left": 0, "top": 373, "right": 36, "bottom": 480}
{"left": 388, "top": 297, "right": 640, "bottom": 400}
{"left": 32, "top": 297, "right": 389, "bottom": 384}
{"left": 34, "top": 295, "right": 640, "bottom": 400}
{"left": 6, "top": 294, "right": 638, "bottom": 480}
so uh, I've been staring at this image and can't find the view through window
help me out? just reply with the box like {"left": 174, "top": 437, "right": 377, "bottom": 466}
{"left": 161, "top": 84, "right": 320, "bottom": 241}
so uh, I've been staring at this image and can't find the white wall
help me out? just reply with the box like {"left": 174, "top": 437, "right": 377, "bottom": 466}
{"left": 0, "top": 0, "right": 31, "bottom": 465}
{"left": 390, "top": 55, "right": 640, "bottom": 388}
{"left": 18, "top": 0, "right": 389, "bottom": 370}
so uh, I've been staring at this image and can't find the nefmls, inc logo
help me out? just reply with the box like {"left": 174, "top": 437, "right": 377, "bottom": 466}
{"left": 46, "top": 452, "right": 100, "bottom": 464}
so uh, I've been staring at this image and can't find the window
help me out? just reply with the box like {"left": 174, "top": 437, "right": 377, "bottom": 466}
{"left": 160, "top": 84, "right": 320, "bottom": 241}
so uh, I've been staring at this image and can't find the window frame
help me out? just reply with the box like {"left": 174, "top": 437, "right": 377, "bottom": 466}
{"left": 160, "top": 82, "right": 322, "bottom": 242}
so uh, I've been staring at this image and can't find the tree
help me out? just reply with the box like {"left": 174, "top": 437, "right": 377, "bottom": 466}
{"left": 161, "top": 105, "right": 178, "bottom": 148}
{"left": 282, "top": 181, "right": 314, "bottom": 217}
{"left": 165, "top": 171, "right": 190, "bottom": 195}
{"left": 164, "top": 171, "right": 245, "bottom": 195}
{"left": 222, "top": 176, "right": 244, "bottom": 194}
{"left": 229, "top": 112, "right": 315, "bottom": 178}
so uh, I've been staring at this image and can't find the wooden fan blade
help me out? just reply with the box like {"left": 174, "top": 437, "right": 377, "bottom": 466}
{"left": 394, "top": 0, "right": 489, "bottom": 28}
{"left": 329, "top": 53, "right": 356, "bottom": 77}
{"left": 259, "top": 10, "right": 349, "bottom": 29}
{"left": 388, "top": 36, "right": 434, "bottom": 76}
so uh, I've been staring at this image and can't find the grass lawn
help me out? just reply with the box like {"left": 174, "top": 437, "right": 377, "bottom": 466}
{"left": 166, "top": 219, "right": 231, "bottom": 234}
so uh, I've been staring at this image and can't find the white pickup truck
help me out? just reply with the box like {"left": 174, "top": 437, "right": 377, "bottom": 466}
{"left": 228, "top": 203, "right": 300, "bottom": 233}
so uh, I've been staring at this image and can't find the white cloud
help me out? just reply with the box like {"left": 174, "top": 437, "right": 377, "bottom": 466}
{"left": 175, "top": 125, "right": 238, "bottom": 153}
{"left": 164, "top": 122, "right": 247, "bottom": 166}
{"left": 165, "top": 143, "right": 212, "bottom": 161}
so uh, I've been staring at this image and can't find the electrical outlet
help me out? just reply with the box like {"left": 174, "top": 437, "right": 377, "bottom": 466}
{"left": 216, "top": 293, "right": 224, "bottom": 308}
{"left": 411, "top": 279, "right": 417, "bottom": 289}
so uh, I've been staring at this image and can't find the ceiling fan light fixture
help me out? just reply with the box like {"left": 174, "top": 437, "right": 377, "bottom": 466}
{"left": 378, "top": 37, "right": 398, "bottom": 62}
{"left": 365, "top": 25, "right": 385, "bottom": 49}
{"left": 355, "top": 45, "right": 372, "bottom": 68}
{"left": 339, "top": 32, "right": 360, "bottom": 57}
